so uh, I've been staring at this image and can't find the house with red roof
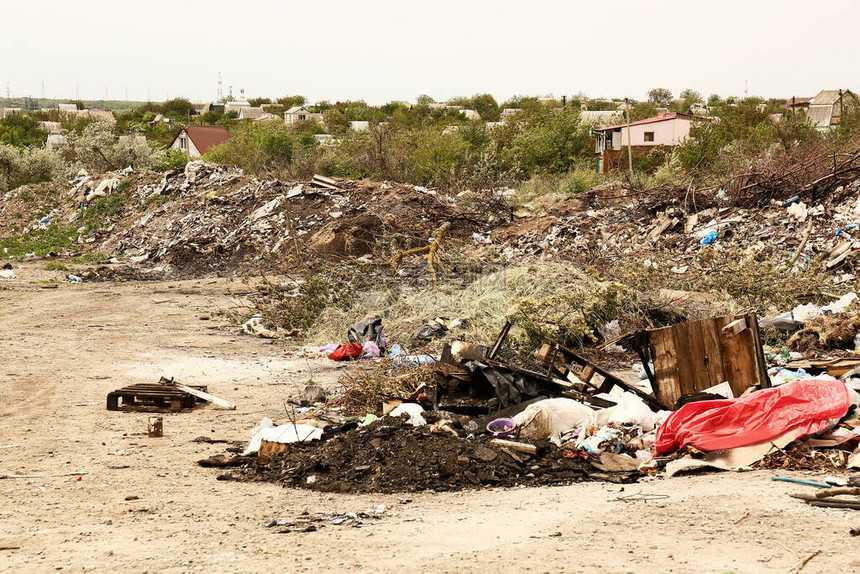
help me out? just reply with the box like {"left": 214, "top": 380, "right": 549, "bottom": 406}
{"left": 168, "top": 125, "right": 231, "bottom": 158}
{"left": 592, "top": 112, "right": 696, "bottom": 173}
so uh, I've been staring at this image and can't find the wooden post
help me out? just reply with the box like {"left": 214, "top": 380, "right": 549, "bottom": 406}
{"left": 625, "top": 97, "right": 633, "bottom": 178}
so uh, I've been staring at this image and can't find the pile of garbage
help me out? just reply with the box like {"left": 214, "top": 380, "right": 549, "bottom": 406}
{"left": 10, "top": 162, "right": 860, "bottom": 291}
{"left": 3, "top": 162, "right": 495, "bottom": 278}
{"left": 200, "top": 314, "right": 860, "bottom": 494}
{"left": 493, "top": 180, "right": 860, "bottom": 284}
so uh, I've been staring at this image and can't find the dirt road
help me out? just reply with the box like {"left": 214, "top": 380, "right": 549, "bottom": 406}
{"left": 0, "top": 263, "right": 857, "bottom": 573}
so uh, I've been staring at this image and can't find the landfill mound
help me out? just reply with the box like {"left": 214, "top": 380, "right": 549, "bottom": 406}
{"left": 8, "top": 160, "right": 860, "bottom": 286}
{"left": 494, "top": 179, "right": 860, "bottom": 280}
{"left": 4, "top": 162, "right": 496, "bottom": 279}
{"left": 239, "top": 418, "right": 635, "bottom": 493}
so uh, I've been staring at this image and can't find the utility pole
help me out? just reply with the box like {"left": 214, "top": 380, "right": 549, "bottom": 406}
{"left": 217, "top": 71, "right": 223, "bottom": 102}
{"left": 624, "top": 97, "right": 633, "bottom": 178}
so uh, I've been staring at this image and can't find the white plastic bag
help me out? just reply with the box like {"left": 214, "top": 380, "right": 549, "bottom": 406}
{"left": 243, "top": 419, "right": 322, "bottom": 454}
{"left": 513, "top": 398, "right": 594, "bottom": 440}
{"left": 388, "top": 403, "right": 426, "bottom": 427}
{"left": 607, "top": 392, "right": 658, "bottom": 431}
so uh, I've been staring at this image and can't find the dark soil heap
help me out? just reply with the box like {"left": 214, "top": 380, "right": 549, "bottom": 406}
{"left": 236, "top": 418, "right": 637, "bottom": 493}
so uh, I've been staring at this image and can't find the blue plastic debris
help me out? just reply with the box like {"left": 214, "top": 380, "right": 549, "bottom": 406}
{"left": 700, "top": 230, "right": 718, "bottom": 245}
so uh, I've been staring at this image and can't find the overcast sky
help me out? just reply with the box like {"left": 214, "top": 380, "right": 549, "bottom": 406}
{"left": 1, "top": 0, "right": 857, "bottom": 104}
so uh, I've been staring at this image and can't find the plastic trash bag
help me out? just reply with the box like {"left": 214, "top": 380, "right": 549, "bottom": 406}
{"left": 243, "top": 419, "right": 323, "bottom": 454}
{"left": 392, "top": 354, "right": 435, "bottom": 367}
{"left": 700, "top": 230, "right": 718, "bottom": 245}
{"left": 608, "top": 392, "right": 659, "bottom": 431}
{"left": 347, "top": 318, "right": 386, "bottom": 349}
{"left": 512, "top": 398, "right": 594, "bottom": 440}
{"left": 361, "top": 341, "right": 381, "bottom": 358}
{"left": 327, "top": 343, "right": 363, "bottom": 361}
{"left": 655, "top": 380, "right": 852, "bottom": 455}
{"left": 388, "top": 403, "right": 426, "bottom": 427}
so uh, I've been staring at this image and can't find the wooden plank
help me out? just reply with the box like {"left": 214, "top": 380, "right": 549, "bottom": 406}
{"left": 580, "top": 364, "right": 596, "bottom": 383}
{"left": 489, "top": 439, "right": 537, "bottom": 455}
{"left": 700, "top": 319, "right": 726, "bottom": 390}
{"left": 173, "top": 384, "right": 236, "bottom": 410}
{"left": 721, "top": 317, "right": 748, "bottom": 338}
{"left": 535, "top": 343, "right": 553, "bottom": 364}
{"left": 689, "top": 320, "right": 710, "bottom": 393}
{"left": 650, "top": 326, "right": 680, "bottom": 409}
{"left": 747, "top": 312, "right": 771, "bottom": 389}
{"left": 716, "top": 315, "right": 757, "bottom": 398}
{"left": 488, "top": 321, "right": 512, "bottom": 360}
{"left": 671, "top": 320, "right": 698, "bottom": 397}
{"left": 551, "top": 344, "right": 663, "bottom": 410}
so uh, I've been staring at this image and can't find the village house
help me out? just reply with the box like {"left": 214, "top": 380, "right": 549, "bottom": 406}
{"left": 1, "top": 107, "right": 22, "bottom": 119}
{"left": 580, "top": 110, "right": 624, "bottom": 128}
{"left": 284, "top": 106, "right": 323, "bottom": 125}
{"left": 783, "top": 89, "right": 858, "bottom": 129}
{"left": 38, "top": 121, "right": 62, "bottom": 134}
{"left": 592, "top": 112, "right": 695, "bottom": 174}
{"left": 168, "top": 125, "right": 230, "bottom": 158}
{"left": 237, "top": 106, "right": 278, "bottom": 121}
{"left": 46, "top": 134, "right": 67, "bottom": 148}
{"left": 224, "top": 100, "right": 251, "bottom": 116}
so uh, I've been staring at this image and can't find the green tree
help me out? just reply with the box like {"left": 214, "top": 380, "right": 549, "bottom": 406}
{"left": 160, "top": 98, "right": 195, "bottom": 120}
{"left": 504, "top": 106, "right": 591, "bottom": 174}
{"left": 416, "top": 94, "right": 436, "bottom": 105}
{"left": 647, "top": 88, "right": 673, "bottom": 107}
{"left": 277, "top": 95, "right": 306, "bottom": 108}
{"left": 204, "top": 122, "right": 294, "bottom": 174}
{"left": 0, "top": 115, "right": 48, "bottom": 147}
{"left": 469, "top": 94, "right": 500, "bottom": 121}
{"left": 629, "top": 102, "right": 658, "bottom": 122}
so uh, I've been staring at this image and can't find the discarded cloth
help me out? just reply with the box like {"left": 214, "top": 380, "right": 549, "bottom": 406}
{"left": 655, "top": 380, "right": 852, "bottom": 455}
{"left": 327, "top": 343, "right": 363, "bottom": 361}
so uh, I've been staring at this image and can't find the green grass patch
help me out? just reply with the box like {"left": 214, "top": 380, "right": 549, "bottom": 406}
{"left": 0, "top": 223, "right": 78, "bottom": 259}
{"left": 69, "top": 252, "right": 109, "bottom": 264}
{"left": 116, "top": 178, "right": 132, "bottom": 193}
{"left": 509, "top": 169, "right": 608, "bottom": 212}
{"left": 43, "top": 261, "right": 69, "bottom": 271}
{"left": 144, "top": 192, "right": 178, "bottom": 208}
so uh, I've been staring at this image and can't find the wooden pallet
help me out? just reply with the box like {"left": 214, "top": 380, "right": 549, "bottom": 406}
{"left": 106, "top": 383, "right": 208, "bottom": 412}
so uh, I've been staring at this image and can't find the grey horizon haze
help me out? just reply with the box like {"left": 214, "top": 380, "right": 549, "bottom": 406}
{"left": 1, "top": 0, "right": 857, "bottom": 104}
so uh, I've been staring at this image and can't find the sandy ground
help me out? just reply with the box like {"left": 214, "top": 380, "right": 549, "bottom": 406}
{"left": 1, "top": 262, "right": 859, "bottom": 574}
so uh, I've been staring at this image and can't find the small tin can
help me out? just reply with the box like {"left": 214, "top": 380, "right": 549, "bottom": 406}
{"left": 147, "top": 416, "right": 163, "bottom": 438}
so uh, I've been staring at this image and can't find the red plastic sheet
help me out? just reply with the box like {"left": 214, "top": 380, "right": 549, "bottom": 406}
{"left": 655, "top": 380, "right": 851, "bottom": 455}
{"left": 327, "top": 343, "right": 363, "bottom": 361}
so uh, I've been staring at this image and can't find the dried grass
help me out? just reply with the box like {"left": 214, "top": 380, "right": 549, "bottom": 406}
{"left": 329, "top": 359, "right": 435, "bottom": 416}
{"left": 787, "top": 313, "right": 860, "bottom": 353}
